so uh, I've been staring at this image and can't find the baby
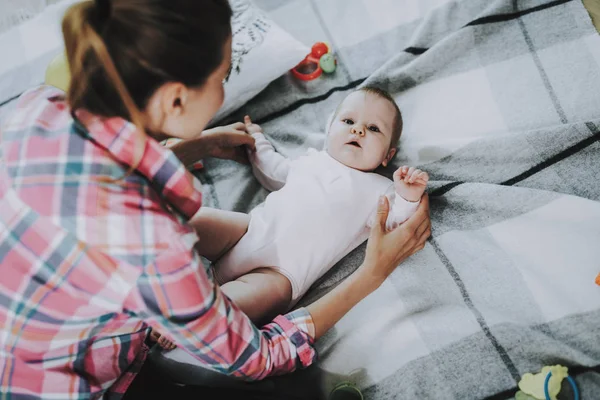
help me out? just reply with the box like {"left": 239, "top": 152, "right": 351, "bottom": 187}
{"left": 197, "top": 87, "right": 429, "bottom": 324}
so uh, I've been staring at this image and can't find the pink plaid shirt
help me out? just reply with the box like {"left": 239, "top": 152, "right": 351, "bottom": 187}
{"left": 0, "top": 86, "right": 316, "bottom": 399}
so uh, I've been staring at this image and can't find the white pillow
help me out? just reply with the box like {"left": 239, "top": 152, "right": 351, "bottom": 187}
{"left": 0, "top": 0, "right": 308, "bottom": 122}
{"left": 215, "top": 0, "right": 308, "bottom": 122}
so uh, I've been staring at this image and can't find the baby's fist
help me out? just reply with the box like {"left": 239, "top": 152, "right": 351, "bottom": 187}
{"left": 393, "top": 166, "right": 429, "bottom": 202}
{"left": 244, "top": 115, "right": 263, "bottom": 135}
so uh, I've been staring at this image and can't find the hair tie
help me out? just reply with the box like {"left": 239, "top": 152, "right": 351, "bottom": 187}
{"left": 95, "top": 0, "right": 111, "bottom": 23}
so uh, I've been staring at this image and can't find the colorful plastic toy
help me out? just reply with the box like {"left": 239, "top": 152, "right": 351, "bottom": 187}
{"left": 292, "top": 42, "right": 337, "bottom": 81}
{"left": 516, "top": 365, "right": 579, "bottom": 400}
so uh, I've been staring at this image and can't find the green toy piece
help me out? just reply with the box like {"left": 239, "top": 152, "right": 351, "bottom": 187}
{"left": 320, "top": 53, "right": 336, "bottom": 74}
{"left": 518, "top": 365, "right": 569, "bottom": 400}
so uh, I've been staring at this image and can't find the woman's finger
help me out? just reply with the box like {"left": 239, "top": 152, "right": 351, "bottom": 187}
{"left": 414, "top": 213, "right": 430, "bottom": 239}
{"left": 372, "top": 196, "right": 390, "bottom": 236}
{"left": 149, "top": 330, "right": 161, "bottom": 341}
{"left": 409, "top": 241, "right": 426, "bottom": 256}
{"left": 223, "top": 132, "right": 256, "bottom": 150}
{"left": 231, "top": 122, "right": 246, "bottom": 131}
{"left": 410, "top": 228, "right": 431, "bottom": 257}
{"left": 420, "top": 226, "right": 432, "bottom": 244}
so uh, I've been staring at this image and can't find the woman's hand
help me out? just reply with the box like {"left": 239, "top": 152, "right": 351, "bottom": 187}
{"left": 203, "top": 122, "right": 256, "bottom": 164}
{"left": 170, "top": 122, "right": 256, "bottom": 167}
{"left": 360, "top": 194, "right": 431, "bottom": 288}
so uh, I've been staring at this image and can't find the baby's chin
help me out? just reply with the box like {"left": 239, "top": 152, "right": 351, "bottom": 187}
{"left": 327, "top": 147, "right": 380, "bottom": 172}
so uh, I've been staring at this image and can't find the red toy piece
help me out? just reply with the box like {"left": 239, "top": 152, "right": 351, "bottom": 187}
{"left": 291, "top": 42, "right": 337, "bottom": 81}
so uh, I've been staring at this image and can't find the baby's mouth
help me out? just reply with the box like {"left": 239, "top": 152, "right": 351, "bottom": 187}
{"left": 347, "top": 140, "right": 362, "bottom": 148}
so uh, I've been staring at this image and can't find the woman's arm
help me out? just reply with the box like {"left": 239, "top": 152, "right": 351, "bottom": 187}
{"left": 307, "top": 194, "right": 431, "bottom": 338}
{"left": 132, "top": 245, "right": 316, "bottom": 380}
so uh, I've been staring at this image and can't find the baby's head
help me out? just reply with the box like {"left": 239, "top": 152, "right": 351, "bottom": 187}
{"left": 326, "top": 87, "right": 402, "bottom": 171}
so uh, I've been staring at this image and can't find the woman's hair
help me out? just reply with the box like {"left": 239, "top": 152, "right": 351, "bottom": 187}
{"left": 62, "top": 0, "right": 232, "bottom": 129}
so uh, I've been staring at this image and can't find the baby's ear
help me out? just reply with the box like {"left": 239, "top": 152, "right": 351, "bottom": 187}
{"left": 382, "top": 148, "right": 397, "bottom": 167}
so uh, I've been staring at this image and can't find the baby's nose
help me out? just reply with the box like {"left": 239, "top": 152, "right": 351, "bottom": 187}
{"left": 351, "top": 126, "right": 365, "bottom": 136}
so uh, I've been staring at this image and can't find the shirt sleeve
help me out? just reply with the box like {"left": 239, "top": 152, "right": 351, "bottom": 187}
{"left": 128, "top": 244, "right": 317, "bottom": 380}
{"left": 162, "top": 138, "right": 204, "bottom": 171}
{"left": 248, "top": 132, "right": 291, "bottom": 192}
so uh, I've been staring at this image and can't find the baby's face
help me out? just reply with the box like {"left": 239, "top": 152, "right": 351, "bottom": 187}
{"left": 326, "top": 91, "right": 397, "bottom": 171}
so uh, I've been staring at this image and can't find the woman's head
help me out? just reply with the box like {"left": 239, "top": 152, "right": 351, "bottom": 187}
{"left": 63, "top": 0, "right": 232, "bottom": 140}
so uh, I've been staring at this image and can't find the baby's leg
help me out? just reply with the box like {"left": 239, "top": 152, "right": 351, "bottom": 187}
{"left": 191, "top": 207, "right": 250, "bottom": 262}
{"left": 221, "top": 268, "right": 292, "bottom": 326}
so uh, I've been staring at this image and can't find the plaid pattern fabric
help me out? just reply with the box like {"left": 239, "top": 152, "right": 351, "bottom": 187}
{"left": 0, "top": 86, "right": 316, "bottom": 399}
{"left": 162, "top": 138, "right": 204, "bottom": 171}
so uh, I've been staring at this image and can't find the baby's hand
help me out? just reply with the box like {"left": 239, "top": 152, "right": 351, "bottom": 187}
{"left": 393, "top": 166, "right": 429, "bottom": 202}
{"left": 244, "top": 115, "right": 263, "bottom": 135}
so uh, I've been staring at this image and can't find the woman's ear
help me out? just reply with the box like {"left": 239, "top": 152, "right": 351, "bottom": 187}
{"left": 145, "top": 82, "right": 190, "bottom": 139}
{"left": 381, "top": 148, "right": 397, "bottom": 167}
{"left": 160, "top": 82, "right": 188, "bottom": 117}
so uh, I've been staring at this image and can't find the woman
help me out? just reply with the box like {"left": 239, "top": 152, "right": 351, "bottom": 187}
{"left": 0, "top": 0, "right": 431, "bottom": 398}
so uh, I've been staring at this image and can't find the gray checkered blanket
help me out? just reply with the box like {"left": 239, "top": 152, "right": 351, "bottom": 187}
{"left": 194, "top": 0, "right": 600, "bottom": 398}
{"left": 3, "top": 0, "right": 596, "bottom": 398}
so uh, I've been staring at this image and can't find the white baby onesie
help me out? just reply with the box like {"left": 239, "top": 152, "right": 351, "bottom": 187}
{"left": 214, "top": 133, "right": 419, "bottom": 305}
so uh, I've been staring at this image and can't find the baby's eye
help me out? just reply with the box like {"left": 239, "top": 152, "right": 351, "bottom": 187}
{"left": 343, "top": 119, "right": 354, "bottom": 125}
{"left": 368, "top": 125, "right": 381, "bottom": 133}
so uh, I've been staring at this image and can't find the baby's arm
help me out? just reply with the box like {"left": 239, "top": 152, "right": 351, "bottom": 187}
{"left": 244, "top": 116, "right": 291, "bottom": 192}
{"left": 368, "top": 166, "right": 429, "bottom": 230}
{"left": 388, "top": 166, "right": 429, "bottom": 228}
{"left": 385, "top": 191, "right": 421, "bottom": 230}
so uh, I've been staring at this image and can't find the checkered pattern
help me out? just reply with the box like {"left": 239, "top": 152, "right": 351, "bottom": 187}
{"left": 163, "top": 138, "right": 204, "bottom": 171}
{"left": 0, "top": 86, "right": 316, "bottom": 399}
{"left": 154, "top": 0, "right": 600, "bottom": 398}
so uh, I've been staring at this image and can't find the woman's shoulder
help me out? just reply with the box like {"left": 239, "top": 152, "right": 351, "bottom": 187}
{"left": 15, "top": 85, "right": 66, "bottom": 110}
{"left": 3, "top": 85, "right": 70, "bottom": 135}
